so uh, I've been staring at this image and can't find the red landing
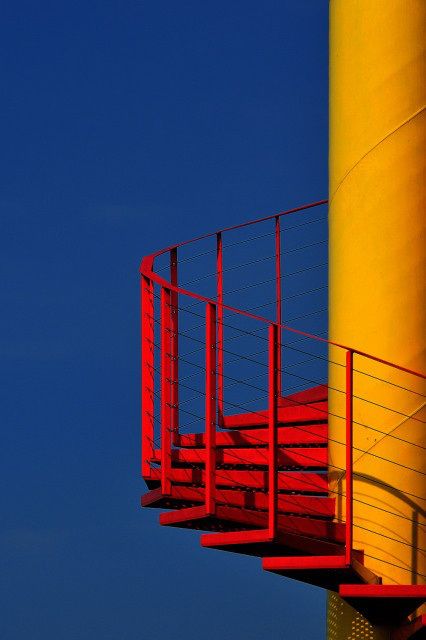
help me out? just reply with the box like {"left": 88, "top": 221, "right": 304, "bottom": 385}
{"left": 142, "top": 385, "right": 426, "bottom": 625}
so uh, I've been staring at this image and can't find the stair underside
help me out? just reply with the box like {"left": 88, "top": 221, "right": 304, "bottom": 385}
{"left": 262, "top": 556, "right": 381, "bottom": 592}
{"left": 338, "top": 585, "right": 426, "bottom": 625}
{"left": 158, "top": 504, "right": 345, "bottom": 543}
{"left": 142, "top": 485, "right": 334, "bottom": 517}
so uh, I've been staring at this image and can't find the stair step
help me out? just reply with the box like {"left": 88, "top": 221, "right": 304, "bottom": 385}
{"left": 262, "top": 556, "right": 380, "bottom": 592}
{"left": 279, "top": 385, "right": 328, "bottom": 407}
{"left": 176, "top": 423, "right": 327, "bottom": 448}
{"left": 148, "top": 467, "right": 328, "bottom": 494}
{"left": 160, "top": 504, "right": 345, "bottom": 543}
{"left": 201, "top": 529, "right": 345, "bottom": 558}
{"left": 338, "top": 585, "right": 426, "bottom": 625}
{"left": 142, "top": 485, "right": 335, "bottom": 517}
{"left": 152, "top": 446, "right": 327, "bottom": 469}
{"left": 223, "top": 401, "right": 328, "bottom": 429}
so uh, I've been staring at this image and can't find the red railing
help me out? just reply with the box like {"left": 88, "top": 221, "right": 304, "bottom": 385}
{"left": 140, "top": 200, "right": 425, "bottom": 570}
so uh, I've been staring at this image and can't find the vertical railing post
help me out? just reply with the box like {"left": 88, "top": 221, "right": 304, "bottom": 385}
{"left": 345, "top": 349, "right": 354, "bottom": 565}
{"left": 275, "top": 216, "right": 282, "bottom": 397}
{"left": 170, "top": 248, "right": 179, "bottom": 445}
{"left": 161, "top": 287, "right": 172, "bottom": 495}
{"left": 141, "top": 275, "right": 155, "bottom": 479}
{"left": 205, "top": 302, "right": 217, "bottom": 516}
{"left": 268, "top": 323, "right": 278, "bottom": 540}
{"left": 216, "top": 232, "right": 224, "bottom": 426}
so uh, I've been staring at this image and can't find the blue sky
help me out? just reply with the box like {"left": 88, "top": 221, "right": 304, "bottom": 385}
{"left": 1, "top": 2, "right": 329, "bottom": 638}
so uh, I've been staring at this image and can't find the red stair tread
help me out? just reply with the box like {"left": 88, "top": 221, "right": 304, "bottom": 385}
{"left": 338, "top": 585, "right": 426, "bottom": 625}
{"left": 152, "top": 446, "right": 327, "bottom": 469}
{"left": 279, "top": 385, "right": 328, "bottom": 407}
{"left": 160, "top": 504, "right": 345, "bottom": 544}
{"left": 201, "top": 528, "right": 345, "bottom": 558}
{"left": 142, "top": 485, "right": 335, "bottom": 517}
{"left": 223, "top": 401, "right": 328, "bottom": 429}
{"left": 148, "top": 467, "right": 328, "bottom": 494}
{"left": 176, "top": 423, "right": 327, "bottom": 448}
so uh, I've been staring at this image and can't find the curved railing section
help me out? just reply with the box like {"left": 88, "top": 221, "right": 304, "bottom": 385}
{"left": 140, "top": 200, "right": 425, "bottom": 584}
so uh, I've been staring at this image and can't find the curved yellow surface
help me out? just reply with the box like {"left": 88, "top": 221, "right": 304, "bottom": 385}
{"left": 328, "top": 0, "right": 426, "bottom": 599}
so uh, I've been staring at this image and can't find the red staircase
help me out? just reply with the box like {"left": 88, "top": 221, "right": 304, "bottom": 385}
{"left": 140, "top": 201, "right": 426, "bottom": 632}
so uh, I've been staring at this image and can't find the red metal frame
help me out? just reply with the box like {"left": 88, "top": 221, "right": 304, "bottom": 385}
{"left": 140, "top": 199, "right": 426, "bottom": 587}
{"left": 275, "top": 216, "right": 282, "bottom": 397}
{"left": 268, "top": 323, "right": 278, "bottom": 539}
{"left": 205, "top": 302, "right": 217, "bottom": 516}
{"left": 345, "top": 349, "right": 353, "bottom": 565}
{"left": 161, "top": 287, "right": 172, "bottom": 495}
{"left": 170, "top": 248, "right": 179, "bottom": 444}
{"left": 141, "top": 275, "right": 154, "bottom": 479}
{"left": 216, "top": 232, "right": 224, "bottom": 426}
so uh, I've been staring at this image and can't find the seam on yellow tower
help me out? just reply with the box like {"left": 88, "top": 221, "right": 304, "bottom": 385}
{"left": 352, "top": 400, "right": 426, "bottom": 467}
{"left": 329, "top": 105, "right": 426, "bottom": 204}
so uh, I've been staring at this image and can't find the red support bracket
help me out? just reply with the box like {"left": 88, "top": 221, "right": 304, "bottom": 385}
{"left": 275, "top": 217, "right": 282, "bottom": 397}
{"left": 141, "top": 275, "right": 155, "bottom": 479}
{"left": 205, "top": 302, "right": 217, "bottom": 516}
{"left": 268, "top": 323, "right": 278, "bottom": 539}
{"left": 170, "top": 248, "right": 179, "bottom": 445}
{"left": 216, "top": 232, "right": 224, "bottom": 426}
{"left": 161, "top": 287, "right": 172, "bottom": 495}
{"left": 345, "top": 349, "right": 353, "bottom": 565}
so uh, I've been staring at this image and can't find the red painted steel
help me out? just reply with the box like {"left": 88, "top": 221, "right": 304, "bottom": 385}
{"left": 205, "top": 302, "right": 217, "bottom": 516}
{"left": 275, "top": 217, "right": 282, "bottom": 396}
{"left": 152, "top": 446, "right": 328, "bottom": 468}
{"left": 339, "top": 585, "right": 426, "bottom": 599}
{"left": 170, "top": 248, "right": 179, "bottom": 444}
{"left": 223, "top": 401, "right": 328, "bottom": 428}
{"left": 268, "top": 323, "right": 278, "bottom": 539}
{"left": 176, "top": 423, "right": 328, "bottom": 448}
{"left": 161, "top": 288, "right": 172, "bottom": 495}
{"left": 148, "top": 467, "right": 329, "bottom": 493}
{"left": 216, "top": 232, "right": 224, "bottom": 426}
{"left": 143, "top": 485, "right": 335, "bottom": 517}
{"left": 141, "top": 275, "right": 154, "bottom": 479}
{"left": 140, "top": 199, "right": 426, "bottom": 605}
{"left": 345, "top": 349, "right": 353, "bottom": 565}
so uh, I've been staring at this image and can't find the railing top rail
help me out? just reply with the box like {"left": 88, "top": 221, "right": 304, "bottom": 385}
{"left": 140, "top": 199, "right": 425, "bottom": 381}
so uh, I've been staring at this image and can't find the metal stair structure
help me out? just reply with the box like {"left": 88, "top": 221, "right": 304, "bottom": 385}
{"left": 140, "top": 201, "right": 426, "bottom": 635}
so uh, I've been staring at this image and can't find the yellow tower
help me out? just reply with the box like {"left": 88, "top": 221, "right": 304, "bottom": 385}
{"left": 328, "top": 0, "right": 426, "bottom": 634}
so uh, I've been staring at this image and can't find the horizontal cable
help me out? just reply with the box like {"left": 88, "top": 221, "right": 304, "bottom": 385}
{"left": 182, "top": 254, "right": 275, "bottom": 287}
{"left": 223, "top": 230, "right": 275, "bottom": 249}
{"left": 224, "top": 263, "right": 328, "bottom": 295}
{"left": 363, "top": 554, "right": 426, "bottom": 579}
{"left": 283, "top": 238, "right": 327, "bottom": 255}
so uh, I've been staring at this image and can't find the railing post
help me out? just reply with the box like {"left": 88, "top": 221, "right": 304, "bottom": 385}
{"left": 205, "top": 302, "right": 217, "bottom": 516}
{"left": 275, "top": 216, "right": 282, "bottom": 397}
{"left": 268, "top": 323, "right": 278, "bottom": 540}
{"left": 216, "top": 232, "right": 224, "bottom": 426}
{"left": 345, "top": 349, "right": 354, "bottom": 565}
{"left": 170, "top": 248, "right": 179, "bottom": 444}
{"left": 141, "top": 275, "right": 155, "bottom": 479}
{"left": 161, "top": 287, "right": 172, "bottom": 495}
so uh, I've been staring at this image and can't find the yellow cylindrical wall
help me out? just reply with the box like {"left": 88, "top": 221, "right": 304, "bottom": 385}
{"left": 328, "top": 0, "right": 426, "bottom": 600}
